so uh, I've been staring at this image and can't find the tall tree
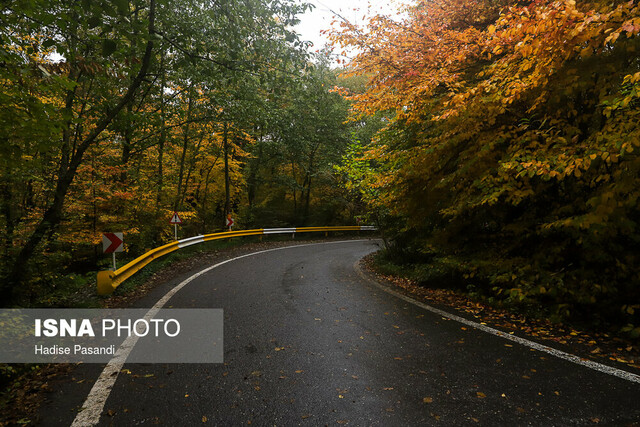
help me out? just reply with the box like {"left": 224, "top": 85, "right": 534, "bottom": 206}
{"left": 0, "top": 0, "right": 312, "bottom": 302}
{"left": 331, "top": 0, "right": 640, "bottom": 327}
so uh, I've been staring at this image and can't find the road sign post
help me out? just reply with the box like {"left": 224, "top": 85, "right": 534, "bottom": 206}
{"left": 102, "top": 232, "right": 124, "bottom": 270}
{"left": 170, "top": 212, "right": 183, "bottom": 240}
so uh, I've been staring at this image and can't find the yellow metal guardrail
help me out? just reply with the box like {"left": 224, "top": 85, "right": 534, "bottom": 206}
{"left": 97, "top": 226, "right": 377, "bottom": 295}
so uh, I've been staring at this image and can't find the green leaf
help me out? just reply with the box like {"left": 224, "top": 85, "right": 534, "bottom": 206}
{"left": 88, "top": 16, "right": 102, "bottom": 28}
{"left": 111, "top": 0, "right": 129, "bottom": 15}
{"left": 42, "top": 39, "right": 56, "bottom": 49}
{"left": 101, "top": 39, "right": 117, "bottom": 57}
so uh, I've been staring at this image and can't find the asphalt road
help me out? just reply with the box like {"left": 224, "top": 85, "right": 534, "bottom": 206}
{"left": 39, "top": 239, "right": 640, "bottom": 426}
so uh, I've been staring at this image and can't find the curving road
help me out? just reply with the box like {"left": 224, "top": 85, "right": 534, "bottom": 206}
{"left": 39, "top": 239, "right": 640, "bottom": 425}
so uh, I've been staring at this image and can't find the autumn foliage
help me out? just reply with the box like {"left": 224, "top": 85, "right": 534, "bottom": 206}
{"left": 332, "top": 0, "right": 640, "bottom": 334}
{"left": 0, "top": 0, "right": 354, "bottom": 305}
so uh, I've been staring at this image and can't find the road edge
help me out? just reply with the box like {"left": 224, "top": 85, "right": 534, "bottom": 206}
{"left": 353, "top": 258, "right": 640, "bottom": 385}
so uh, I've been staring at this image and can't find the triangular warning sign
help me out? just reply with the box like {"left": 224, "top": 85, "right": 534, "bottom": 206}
{"left": 169, "top": 212, "right": 183, "bottom": 224}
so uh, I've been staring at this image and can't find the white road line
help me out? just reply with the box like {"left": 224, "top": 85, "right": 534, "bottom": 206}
{"left": 72, "top": 239, "right": 374, "bottom": 426}
{"left": 354, "top": 260, "right": 640, "bottom": 385}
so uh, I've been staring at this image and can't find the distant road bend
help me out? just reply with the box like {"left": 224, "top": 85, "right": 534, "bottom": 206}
{"left": 37, "top": 239, "right": 640, "bottom": 426}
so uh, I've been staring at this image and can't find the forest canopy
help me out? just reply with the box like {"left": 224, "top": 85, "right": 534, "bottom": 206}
{"left": 0, "top": 0, "right": 373, "bottom": 304}
{"left": 331, "top": 0, "right": 640, "bottom": 334}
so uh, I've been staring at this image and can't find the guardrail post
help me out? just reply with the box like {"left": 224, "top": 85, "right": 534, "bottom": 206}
{"left": 97, "top": 271, "right": 116, "bottom": 295}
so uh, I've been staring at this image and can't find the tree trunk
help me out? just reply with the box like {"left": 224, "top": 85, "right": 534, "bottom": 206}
{"left": 223, "top": 122, "right": 231, "bottom": 228}
{"left": 0, "top": 0, "right": 156, "bottom": 304}
{"left": 156, "top": 52, "right": 166, "bottom": 213}
{"left": 179, "top": 132, "right": 204, "bottom": 208}
{"left": 291, "top": 159, "right": 298, "bottom": 221}
{"left": 247, "top": 128, "right": 264, "bottom": 208}
{"left": 174, "top": 86, "right": 194, "bottom": 211}
{"left": 0, "top": 175, "right": 14, "bottom": 269}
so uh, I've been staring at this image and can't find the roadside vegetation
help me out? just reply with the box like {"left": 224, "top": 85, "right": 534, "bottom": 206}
{"left": 0, "top": 0, "right": 384, "bottom": 306}
{"left": 331, "top": 0, "right": 640, "bottom": 339}
{"left": 1, "top": 0, "right": 638, "bottom": 362}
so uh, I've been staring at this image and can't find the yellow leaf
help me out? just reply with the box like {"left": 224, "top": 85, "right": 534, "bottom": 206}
{"left": 488, "top": 25, "right": 496, "bottom": 34}
{"left": 477, "top": 392, "right": 486, "bottom": 399}
{"left": 423, "top": 397, "right": 433, "bottom": 403}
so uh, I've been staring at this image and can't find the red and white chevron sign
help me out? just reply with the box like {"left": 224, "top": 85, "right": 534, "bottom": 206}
{"left": 102, "top": 232, "right": 124, "bottom": 253}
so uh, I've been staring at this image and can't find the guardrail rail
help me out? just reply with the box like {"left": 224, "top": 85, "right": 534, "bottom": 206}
{"left": 97, "top": 226, "right": 377, "bottom": 295}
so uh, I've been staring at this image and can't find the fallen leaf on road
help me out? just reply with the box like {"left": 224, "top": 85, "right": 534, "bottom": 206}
{"left": 275, "top": 347, "right": 284, "bottom": 351}
{"left": 202, "top": 416, "right": 207, "bottom": 423}
{"left": 423, "top": 397, "right": 433, "bottom": 403}
{"left": 476, "top": 392, "right": 486, "bottom": 399}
